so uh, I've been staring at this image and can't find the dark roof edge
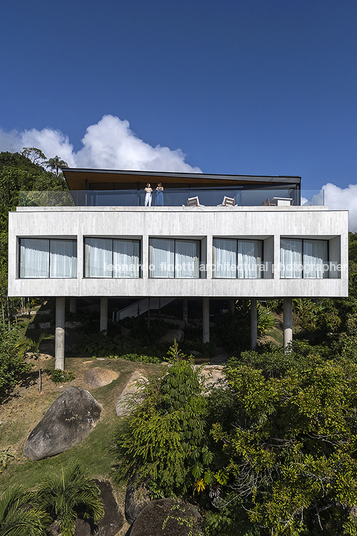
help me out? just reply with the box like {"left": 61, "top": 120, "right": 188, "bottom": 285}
{"left": 62, "top": 168, "right": 301, "bottom": 184}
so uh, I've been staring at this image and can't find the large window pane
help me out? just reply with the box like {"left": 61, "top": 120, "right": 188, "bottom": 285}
{"left": 50, "top": 240, "right": 77, "bottom": 278}
{"left": 238, "top": 240, "right": 262, "bottom": 278}
{"left": 85, "top": 238, "right": 112, "bottom": 277}
{"left": 113, "top": 240, "right": 140, "bottom": 278}
{"left": 213, "top": 238, "right": 237, "bottom": 278}
{"left": 20, "top": 239, "right": 49, "bottom": 278}
{"left": 175, "top": 240, "right": 199, "bottom": 278}
{"left": 149, "top": 238, "right": 175, "bottom": 278}
{"left": 303, "top": 240, "right": 328, "bottom": 279}
{"left": 280, "top": 238, "right": 303, "bottom": 278}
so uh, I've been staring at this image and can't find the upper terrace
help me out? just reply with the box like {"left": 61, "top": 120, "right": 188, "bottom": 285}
{"left": 20, "top": 169, "right": 307, "bottom": 207}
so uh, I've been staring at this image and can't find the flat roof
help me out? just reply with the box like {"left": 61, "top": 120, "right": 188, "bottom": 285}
{"left": 62, "top": 168, "right": 301, "bottom": 191}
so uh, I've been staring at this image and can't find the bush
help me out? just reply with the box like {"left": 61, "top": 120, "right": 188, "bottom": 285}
{"left": 0, "top": 324, "right": 33, "bottom": 400}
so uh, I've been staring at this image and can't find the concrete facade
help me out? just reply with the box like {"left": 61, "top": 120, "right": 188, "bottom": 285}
{"left": 8, "top": 205, "right": 349, "bottom": 299}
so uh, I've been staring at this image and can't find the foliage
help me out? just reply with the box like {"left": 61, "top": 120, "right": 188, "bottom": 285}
{"left": 0, "top": 324, "right": 33, "bottom": 401}
{"left": 115, "top": 342, "right": 212, "bottom": 497}
{"left": 45, "top": 155, "right": 68, "bottom": 176}
{"left": 34, "top": 464, "right": 104, "bottom": 536}
{"left": 207, "top": 353, "right": 357, "bottom": 535}
{"left": 0, "top": 448, "right": 18, "bottom": 473}
{"left": 0, "top": 485, "right": 50, "bottom": 536}
{"left": 47, "top": 368, "right": 75, "bottom": 384}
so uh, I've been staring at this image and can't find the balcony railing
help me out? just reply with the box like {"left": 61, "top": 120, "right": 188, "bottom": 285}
{"left": 18, "top": 187, "right": 324, "bottom": 208}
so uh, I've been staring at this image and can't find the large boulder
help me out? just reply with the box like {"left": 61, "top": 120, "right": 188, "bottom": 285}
{"left": 83, "top": 367, "right": 119, "bottom": 388}
{"left": 24, "top": 386, "right": 102, "bottom": 460}
{"left": 92, "top": 480, "right": 124, "bottom": 536}
{"left": 125, "top": 475, "right": 151, "bottom": 525}
{"left": 130, "top": 498, "right": 203, "bottom": 536}
{"left": 115, "top": 372, "right": 148, "bottom": 417}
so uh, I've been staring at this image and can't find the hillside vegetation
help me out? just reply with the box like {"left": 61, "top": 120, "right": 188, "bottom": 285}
{"left": 1, "top": 151, "right": 357, "bottom": 535}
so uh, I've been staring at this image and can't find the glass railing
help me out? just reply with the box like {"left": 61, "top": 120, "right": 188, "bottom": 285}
{"left": 19, "top": 187, "right": 306, "bottom": 207}
{"left": 18, "top": 188, "right": 328, "bottom": 208}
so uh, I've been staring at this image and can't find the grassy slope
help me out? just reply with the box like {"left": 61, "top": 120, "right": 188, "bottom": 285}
{"left": 0, "top": 356, "right": 163, "bottom": 494}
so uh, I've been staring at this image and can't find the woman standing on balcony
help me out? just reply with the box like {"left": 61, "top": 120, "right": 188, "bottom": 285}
{"left": 156, "top": 183, "right": 164, "bottom": 206}
{"left": 144, "top": 183, "right": 153, "bottom": 206}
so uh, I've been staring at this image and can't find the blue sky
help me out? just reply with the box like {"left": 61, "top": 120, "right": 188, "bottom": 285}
{"left": 1, "top": 0, "right": 357, "bottom": 200}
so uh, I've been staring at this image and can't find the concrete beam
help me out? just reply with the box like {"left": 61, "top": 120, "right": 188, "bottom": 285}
{"left": 55, "top": 297, "right": 65, "bottom": 370}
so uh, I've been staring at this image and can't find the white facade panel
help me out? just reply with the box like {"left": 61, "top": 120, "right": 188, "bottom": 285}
{"left": 8, "top": 205, "right": 349, "bottom": 299}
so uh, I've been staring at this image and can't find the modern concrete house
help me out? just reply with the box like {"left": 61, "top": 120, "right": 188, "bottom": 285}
{"left": 8, "top": 169, "right": 349, "bottom": 369}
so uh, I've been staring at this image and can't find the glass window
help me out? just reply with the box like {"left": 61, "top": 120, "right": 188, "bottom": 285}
{"left": 213, "top": 238, "right": 263, "bottom": 278}
{"left": 149, "top": 238, "right": 200, "bottom": 278}
{"left": 280, "top": 238, "right": 329, "bottom": 279}
{"left": 84, "top": 238, "right": 140, "bottom": 278}
{"left": 19, "top": 238, "right": 77, "bottom": 278}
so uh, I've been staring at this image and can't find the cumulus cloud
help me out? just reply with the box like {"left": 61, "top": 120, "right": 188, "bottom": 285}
{"left": 0, "top": 115, "right": 201, "bottom": 173}
{"left": 323, "top": 183, "right": 357, "bottom": 232}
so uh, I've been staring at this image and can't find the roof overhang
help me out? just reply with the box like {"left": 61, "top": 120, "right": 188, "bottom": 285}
{"left": 62, "top": 168, "right": 301, "bottom": 191}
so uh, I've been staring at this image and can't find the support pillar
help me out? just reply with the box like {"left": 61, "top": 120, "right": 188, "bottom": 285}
{"left": 229, "top": 299, "right": 235, "bottom": 315}
{"left": 203, "top": 298, "right": 210, "bottom": 343}
{"left": 100, "top": 297, "right": 108, "bottom": 334}
{"left": 55, "top": 297, "right": 65, "bottom": 371}
{"left": 251, "top": 298, "right": 258, "bottom": 349}
{"left": 69, "top": 298, "right": 77, "bottom": 314}
{"left": 183, "top": 298, "right": 188, "bottom": 324}
{"left": 283, "top": 297, "right": 293, "bottom": 352}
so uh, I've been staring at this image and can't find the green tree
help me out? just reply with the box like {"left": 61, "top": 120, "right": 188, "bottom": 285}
{"left": 0, "top": 324, "right": 33, "bottom": 401}
{"left": 0, "top": 485, "right": 49, "bottom": 536}
{"left": 115, "top": 342, "right": 212, "bottom": 497}
{"left": 207, "top": 353, "right": 357, "bottom": 535}
{"left": 45, "top": 155, "right": 68, "bottom": 176}
{"left": 34, "top": 464, "right": 104, "bottom": 536}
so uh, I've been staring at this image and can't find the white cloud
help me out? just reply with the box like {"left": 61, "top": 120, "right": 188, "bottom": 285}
{"left": 322, "top": 183, "right": 357, "bottom": 232}
{"left": 0, "top": 115, "right": 201, "bottom": 173}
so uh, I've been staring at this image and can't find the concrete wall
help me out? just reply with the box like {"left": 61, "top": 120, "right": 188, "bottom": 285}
{"left": 8, "top": 205, "right": 349, "bottom": 298}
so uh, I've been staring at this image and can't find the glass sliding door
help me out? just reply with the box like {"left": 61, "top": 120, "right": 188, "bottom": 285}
{"left": 84, "top": 238, "right": 112, "bottom": 277}
{"left": 213, "top": 238, "right": 237, "bottom": 278}
{"left": 85, "top": 238, "right": 140, "bottom": 278}
{"left": 149, "top": 238, "right": 200, "bottom": 278}
{"left": 50, "top": 239, "right": 77, "bottom": 278}
{"left": 113, "top": 239, "right": 140, "bottom": 278}
{"left": 280, "top": 238, "right": 303, "bottom": 278}
{"left": 175, "top": 240, "right": 199, "bottom": 278}
{"left": 237, "top": 240, "right": 262, "bottom": 278}
{"left": 280, "top": 238, "right": 329, "bottom": 278}
{"left": 213, "top": 238, "right": 263, "bottom": 278}
{"left": 303, "top": 239, "right": 328, "bottom": 279}
{"left": 20, "top": 238, "right": 50, "bottom": 278}
{"left": 19, "top": 238, "right": 77, "bottom": 278}
{"left": 149, "top": 238, "right": 175, "bottom": 278}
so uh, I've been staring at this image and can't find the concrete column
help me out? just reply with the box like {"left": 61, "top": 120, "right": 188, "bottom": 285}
{"left": 100, "top": 297, "right": 108, "bottom": 334}
{"left": 229, "top": 299, "right": 235, "bottom": 315}
{"left": 203, "top": 298, "right": 210, "bottom": 343}
{"left": 69, "top": 298, "right": 77, "bottom": 314}
{"left": 251, "top": 298, "right": 258, "bottom": 349}
{"left": 55, "top": 297, "right": 65, "bottom": 371}
{"left": 283, "top": 297, "right": 293, "bottom": 351}
{"left": 183, "top": 298, "right": 188, "bottom": 324}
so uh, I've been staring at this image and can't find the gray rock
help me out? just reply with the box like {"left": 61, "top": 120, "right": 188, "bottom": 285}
{"left": 83, "top": 367, "right": 119, "bottom": 388}
{"left": 159, "top": 329, "right": 185, "bottom": 344}
{"left": 93, "top": 480, "right": 124, "bottom": 536}
{"left": 130, "top": 498, "right": 203, "bottom": 536}
{"left": 24, "top": 386, "right": 102, "bottom": 460}
{"left": 125, "top": 475, "right": 151, "bottom": 525}
{"left": 115, "top": 372, "right": 148, "bottom": 417}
